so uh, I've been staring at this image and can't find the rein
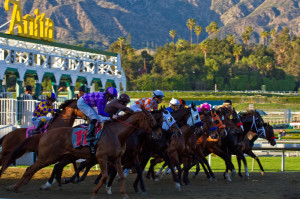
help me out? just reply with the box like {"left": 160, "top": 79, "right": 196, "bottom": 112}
{"left": 115, "top": 118, "right": 152, "bottom": 133}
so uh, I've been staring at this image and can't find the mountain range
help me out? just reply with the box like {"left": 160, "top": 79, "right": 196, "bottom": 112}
{"left": 0, "top": 0, "right": 299, "bottom": 49}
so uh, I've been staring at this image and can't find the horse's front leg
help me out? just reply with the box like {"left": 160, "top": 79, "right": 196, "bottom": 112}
{"left": 92, "top": 157, "right": 108, "bottom": 198}
{"left": 115, "top": 158, "right": 128, "bottom": 199}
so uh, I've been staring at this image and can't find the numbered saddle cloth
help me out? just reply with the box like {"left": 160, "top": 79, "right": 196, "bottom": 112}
{"left": 72, "top": 124, "right": 102, "bottom": 148}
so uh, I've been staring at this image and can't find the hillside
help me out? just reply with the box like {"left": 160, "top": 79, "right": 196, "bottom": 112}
{"left": 0, "top": 0, "right": 299, "bottom": 49}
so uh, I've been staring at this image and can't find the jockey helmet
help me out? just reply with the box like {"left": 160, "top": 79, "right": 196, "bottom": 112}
{"left": 105, "top": 87, "right": 118, "bottom": 98}
{"left": 79, "top": 85, "right": 87, "bottom": 93}
{"left": 223, "top": 100, "right": 232, "bottom": 106}
{"left": 152, "top": 90, "right": 165, "bottom": 99}
{"left": 118, "top": 94, "right": 130, "bottom": 104}
{"left": 47, "top": 92, "right": 56, "bottom": 102}
{"left": 179, "top": 99, "right": 186, "bottom": 106}
{"left": 198, "top": 103, "right": 211, "bottom": 112}
{"left": 169, "top": 98, "right": 180, "bottom": 107}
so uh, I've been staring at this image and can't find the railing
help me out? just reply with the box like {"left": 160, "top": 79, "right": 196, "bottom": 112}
{"left": 252, "top": 143, "right": 300, "bottom": 171}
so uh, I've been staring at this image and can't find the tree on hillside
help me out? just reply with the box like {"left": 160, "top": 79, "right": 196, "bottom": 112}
{"left": 226, "top": 34, "right": 236, "bottom": 45}
{"left": 233, "top": 44, "right": 242, "bottom": 63}
{"left": 260, "top": 31, "right": 270, "bottom": 46}
{"left": 194, "top": 25, "right": 202, "bottom": 44}
{"left": 242, "top": 26, "right": 253, "bottom": 45}
{"left": 118, "top": 37, "right": 125, "bottom": 55}
{"left": 200, "top": 40, "right": 209, "bottom": 64}
{"left": 270, "top": 29, "right": 277, "bottom": 39}
{"left": 186, "top": 18, "right": 196, "bottom": 48}
{"left": 169, "top": 30, "right": 177, "bottom": 44}
{"left": 211, "top": 22, "right": 219, "bottom": 36}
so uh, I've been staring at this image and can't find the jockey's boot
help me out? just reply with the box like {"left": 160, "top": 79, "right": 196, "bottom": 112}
{"left": 33, "top": 120, "right": 44, "bottom": 135}
{"left": 86, "top": 119, "right": 97, "bottom": 142}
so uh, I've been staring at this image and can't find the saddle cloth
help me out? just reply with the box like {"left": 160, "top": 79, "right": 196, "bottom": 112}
{"left": 25, "top": 124, "right": 48, "bottom": 138}
{"left": 72, "top": 123, "right": 102, "bottom": 148}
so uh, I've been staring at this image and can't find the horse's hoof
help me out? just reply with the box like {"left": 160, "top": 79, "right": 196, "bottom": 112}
{"left": 122, "top": 194, "right": 129, "bottom": 199}
{"left": 141, "top": 191, "right": 147, "bottom": 195}
{"left": 175, "top": 183, "right": 182, "bottom": 191}
{"left": 154, "top": 177, "right": 160, "bottom": 182}
{"left": 6, "top": 185, "right": 17, "bottom": 192}
{"left": 231, "top": 170, "right": 236, "bottom": 177}
{"left": 261, "top": 171, "right": 265, "bottom": 176}
{"left": 213, "top": 177, "right": 217, "bottom": 182}
{"left": 106, "top": 186, "right": 112, "bottom": 195}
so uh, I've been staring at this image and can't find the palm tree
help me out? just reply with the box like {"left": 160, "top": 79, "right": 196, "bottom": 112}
{"left": 233, "top": 44, "right": 242, "bottom": 63}
{"left": 211, "top": 22, "right": 219, "bottom": 36}
{"left": 186, "top": 18, "right": 196, "bottom": 48}
{"left": 194, "top": 25, "right": 202, "bottom": 44}
{"left": 226, "top": 34, "right": 236, "bottom": 45}
{"left": 245, "top": 26, "right": 253, "bottom": 34}
{"left": 118, "top": 37, "right": 125, "bottom": 54}
{"left": 260, "top": 31, "right": 270, "bottom": 46}
{"left": 200, "top": 40, "right": 209, "bottom": 64}
{"left": 169, "top": 30, "right": 177, "bottom": 44}
{"left": 242, "top": 32, "right": 250, "bottom": 45}
{"left": 206, "top": 24, "right": 212, "bottom": 36}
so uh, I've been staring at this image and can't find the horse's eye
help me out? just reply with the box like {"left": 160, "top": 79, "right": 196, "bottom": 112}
{"left": 164, "top": 111, "right": 168, "bottom": 114}
{"left": 195, "top": 115, "right": 199, "bottom": 120}
{"left": 215, "top": 120, "right": 220, "bottom": 125}
{"left": 168, "top": 117, "right": 173, "bottom": 122}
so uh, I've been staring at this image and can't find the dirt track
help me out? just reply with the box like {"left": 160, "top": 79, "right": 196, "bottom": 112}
{"left": 0, "top": 168, "right": 299, "bottom": 199}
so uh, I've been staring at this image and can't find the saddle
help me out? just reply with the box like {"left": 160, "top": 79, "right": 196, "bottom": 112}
{"left": 26, "top": 122, "right": 49, "bottom": 138}
{"left": 72, "top": 123, "right": 102, "bottom": 148}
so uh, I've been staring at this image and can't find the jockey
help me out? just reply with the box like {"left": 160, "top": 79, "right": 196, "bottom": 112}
{"left": 217, "top": 99, "right": 233, "bottom": 110}
{"left": 105, "top": 93, "right": 133, "bottom": 115}
{"left": 178, "top": 98, "right": 187, "bottom": 109}
{"left": 166, "top": 98, "right": 180, "bottom": 113}
{"left": 77, "top": 87, "right": 118, "bottom": 142}
{"left": 77, "top": 85, "right": 88, "bottom": 99}
{"left": 31, "top": 92, "right": 58, "bottom": 134}
{"left": 130, "top": 90, "right": 165, "bottom": 112}
{"left": 197, "top": 102, "right": 211, "bottom": 112}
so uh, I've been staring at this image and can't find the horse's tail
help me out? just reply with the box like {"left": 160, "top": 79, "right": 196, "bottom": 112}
{"left": 0, "top": 135, "right": 41, "bottom": 177}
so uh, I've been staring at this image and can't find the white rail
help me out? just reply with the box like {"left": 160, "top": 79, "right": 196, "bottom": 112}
{"left": 253, "top": 143, "right": 300, "bottom": 171}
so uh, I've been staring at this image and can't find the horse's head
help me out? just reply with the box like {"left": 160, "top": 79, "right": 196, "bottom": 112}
{"left": 210, "top": 109, "right": 226, "bottom": 138}
{"left": 185, "top": 102, "right": 203, "bottom": 134}
{"left": 140, "top": 106, "right": 162, "bottom": 139}
{"left": 240, "top": 110, "right": 265, "bottom": 136}
{"left": 52, "top": 99, "right": 86, "bottom": 125}
{"left": 263, "top": 123, "right": 276, "bottom": 146}
{"left": 162, "top": 109, "right": 182, "bottom": 138}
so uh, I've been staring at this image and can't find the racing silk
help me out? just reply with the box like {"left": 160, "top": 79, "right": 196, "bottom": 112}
{"left": 33, "top": 100, "right": 57, "bottom": 118}
{"left": 82, "top": 92, "right": 110, "bottom": 117}
{"left": 133, "top": 97, "right": 158, "bottom": 111}
{"left": 165, "top": 106, "right": 174, "bottom": 113}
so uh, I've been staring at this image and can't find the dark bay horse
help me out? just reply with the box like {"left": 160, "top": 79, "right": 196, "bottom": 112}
{"left": 236, "top": 110, "right": 276, "bottom": 177}
{"left": 0, "top": 99, "right": 85, "bottom": 173}
{"left": 1, "top": 106, "right": 162, "bottom": 198}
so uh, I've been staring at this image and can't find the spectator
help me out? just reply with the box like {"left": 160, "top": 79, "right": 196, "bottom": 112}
{"left": 25, "top": 85, "right": 33, "bottom": 95}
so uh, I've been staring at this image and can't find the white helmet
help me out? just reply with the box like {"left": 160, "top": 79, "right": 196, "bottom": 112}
{"left": 152, "top": 90, "right": 165, "bottom": 98}
{"left": 169, "top": 98, "right": 180, "bottom": 106}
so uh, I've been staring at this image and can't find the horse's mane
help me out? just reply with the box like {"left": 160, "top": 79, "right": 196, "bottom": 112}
{"left": 57, "top": 99, "right": 77, "bottom": 114}
{"left": 240, "top": 110, "right": 259, "bottom": 117}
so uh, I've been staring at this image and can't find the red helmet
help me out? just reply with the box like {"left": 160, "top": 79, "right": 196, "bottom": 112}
{"left": 118, "top": 94, "right": 130, "bottom": 103}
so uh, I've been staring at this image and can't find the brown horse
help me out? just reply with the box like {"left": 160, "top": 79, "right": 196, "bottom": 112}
{"left": 0, "top": 99, "right": 85, "bottom": 169}
{"left": 1, "top": 106, "right": 162, "bottom": 198}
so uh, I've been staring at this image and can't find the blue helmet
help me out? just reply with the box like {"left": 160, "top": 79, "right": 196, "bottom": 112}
{"left": 105, "top": 87, "right": 118, "bottom": 97}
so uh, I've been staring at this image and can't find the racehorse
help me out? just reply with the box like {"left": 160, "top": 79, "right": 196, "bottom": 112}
{"left": 41, "top": 108, "right": 179, "bottom": 193}
{"left": 236, "top": 110, "right": 276, "bottom": 177}
{"left": 1, "top": 106, "right": 162, "bottom": 198}
{"left": 0, "top": 99, "right": 85, "bottom": 173}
